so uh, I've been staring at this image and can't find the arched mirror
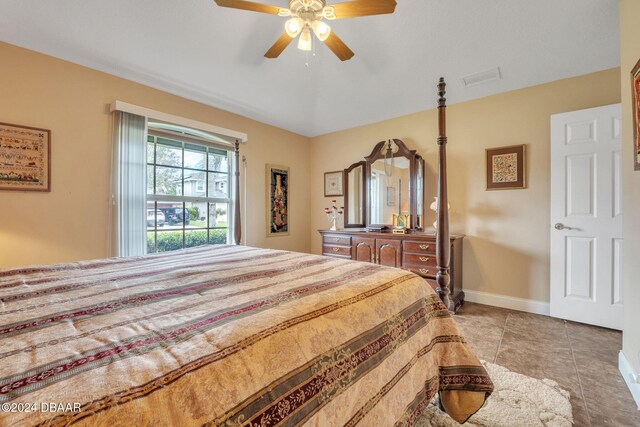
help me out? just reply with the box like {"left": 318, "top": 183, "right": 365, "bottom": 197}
{"left": 343, "top": 161, "right": 366, "bottom": 228}
{"left": 364, "top": 139, "right": 424, "bottom": 230}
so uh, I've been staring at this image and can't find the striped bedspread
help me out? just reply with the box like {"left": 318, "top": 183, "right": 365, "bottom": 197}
{"left": 0, "top": 245, "right": 492, "bottom": 426}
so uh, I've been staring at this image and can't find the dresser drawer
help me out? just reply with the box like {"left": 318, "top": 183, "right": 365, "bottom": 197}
{"left": 318, "top": 230, "right": 464, "bottom": 312}
{"left": 403, "top": 253, "right": 437, "bottom": 268}
{"left": 403, "top": 240, "right": 435, "bottom": 254}
{"left": 408, "top": 267, "right": 436, "bottom": 278}
{"left": 322, "top": 235, "right": 352, "bottom": 246}
{"left": 322, "top": 245, "right": 352, "bottom": 258}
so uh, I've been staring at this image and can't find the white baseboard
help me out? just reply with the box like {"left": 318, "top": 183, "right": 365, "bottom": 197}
{"left": 463, "top": 289, "right": 550, "bottom": 316}
{"left": 619, "top": 351, "right": 640, "bottom": 410}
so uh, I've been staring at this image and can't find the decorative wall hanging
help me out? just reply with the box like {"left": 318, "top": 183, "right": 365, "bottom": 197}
{"left": 324, "top": 170, "right": 343, "bottom": 196}
{"left": 0, "top": 122, "right": 51, "bottom": 192}
{"left": 486, "top": 145, "right": 526, "bottom": 190}
{"left": 386, "top": 186, "right": 396, "bottom": 206}
{"left": 266, "top": 164, "right": 289, "bottom": 236}
{"left": 631, "top": 57, "right": 640, "bottom": 171}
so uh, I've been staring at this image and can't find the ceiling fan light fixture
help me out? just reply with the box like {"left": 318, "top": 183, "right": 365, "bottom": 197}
{"left": 322, "top": 6, "right": 336, "bottom": 20}
{"left": 285, "top": 18, "right": 304, "bottom": 37}
{"left": 297, "top": 26, "right": 312, "bottom": 51}
{"left": 213, "top": 0, "right": 398, "bottom": 61}
{"left": 311, "top": 20, "right": 331, "bottom": 41}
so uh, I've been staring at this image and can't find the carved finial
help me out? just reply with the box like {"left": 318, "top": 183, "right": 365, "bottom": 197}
{"left": 438, "top": 77, "right": 446, "bottom": 107}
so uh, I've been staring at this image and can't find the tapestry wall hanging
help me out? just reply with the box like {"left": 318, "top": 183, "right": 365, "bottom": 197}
{"left": 0, "top": 122, "right": 51, "bottom": 192}
{"left": 267, "top": 164, "right": 289, "bottom": 236}
{"left": 631, "top": 57, "right": 640, "bottom": 170}
{"left": 486, "top": 144, "right": 526, "bottom": 190}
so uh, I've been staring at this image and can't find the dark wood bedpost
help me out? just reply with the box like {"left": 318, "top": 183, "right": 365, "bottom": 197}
{"left": 435, "top": 78, "right": 454, "bottom": 312}
{"left": 234, "top": 140, "right": 242, "bottom": 245}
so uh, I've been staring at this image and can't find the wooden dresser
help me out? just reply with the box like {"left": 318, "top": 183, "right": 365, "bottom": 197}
{"left": 319, "top": 229, "right": 464, "bottom": 310}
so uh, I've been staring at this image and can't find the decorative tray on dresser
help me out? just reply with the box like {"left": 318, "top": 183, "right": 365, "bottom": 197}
{"left": 319, "top": 229, "right": 464, "bottom": 311}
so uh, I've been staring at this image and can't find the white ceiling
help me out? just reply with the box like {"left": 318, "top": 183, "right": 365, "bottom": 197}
{"left": 0, "top": 0, "right": 619, "bottom": 137}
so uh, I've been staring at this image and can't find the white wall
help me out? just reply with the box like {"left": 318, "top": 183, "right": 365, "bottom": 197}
{"left": 620, "top": 0, "right": 640, "bottom": 379}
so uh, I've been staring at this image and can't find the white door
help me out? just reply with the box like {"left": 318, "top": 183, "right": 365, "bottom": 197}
{"left": 550, "top": 104, "right": 623, "bottom": 330}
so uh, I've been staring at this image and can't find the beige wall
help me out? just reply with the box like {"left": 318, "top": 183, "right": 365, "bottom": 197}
{"left": 310, "top": 68, "right": 621, "bottom": 303}
{"left": 620, "top": 0, "right": 640, "bottom": 375}
{"left": 0, "top": 42, "right": 310, "bottom": 269}
{"left": 0, "top": 41, "right": 627, "bottom": 317}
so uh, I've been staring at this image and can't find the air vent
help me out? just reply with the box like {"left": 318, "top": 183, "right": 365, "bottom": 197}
{"left": 461, "top": 67, "right": 502, "bottom": 88}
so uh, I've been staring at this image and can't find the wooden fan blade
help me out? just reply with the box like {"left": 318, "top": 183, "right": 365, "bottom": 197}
{"left": 330, "top": 0, "right": 397, "bottom": 19}
{"left": 214, "top": 0, "right": 282, "bottom": 15}
{"left": 264, "top": 32, "right": 294, "bottom": 58}
{"left": 323, "top": 32, "right": 355, "bottom": 61}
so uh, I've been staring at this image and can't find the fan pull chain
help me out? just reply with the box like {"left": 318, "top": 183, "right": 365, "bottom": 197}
{"left": 305, "top": 36, "right": 316, "bottom": 68}
{"left": 312, "top": 34, "right": 316, "bottom": 57}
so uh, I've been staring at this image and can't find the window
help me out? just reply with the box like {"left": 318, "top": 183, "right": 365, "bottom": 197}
{"left": 146, "top": 133, "right": 233, "bottom": 253}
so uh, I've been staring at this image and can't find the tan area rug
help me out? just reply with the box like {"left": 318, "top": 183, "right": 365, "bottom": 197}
{"left": 418, "top": 361, "right": 573, "bottom": 426}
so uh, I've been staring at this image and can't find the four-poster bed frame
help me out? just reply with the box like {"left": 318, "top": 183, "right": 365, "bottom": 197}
{"left": 435, "top": 78, "right": 454, "bottom": 311}
{"left": 0, "top": 80, "right": 492, "bottom": 427}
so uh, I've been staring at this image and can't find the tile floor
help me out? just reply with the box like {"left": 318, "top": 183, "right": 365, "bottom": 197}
{"left": 454, "top": 302, "right": 640, "bottom": 426}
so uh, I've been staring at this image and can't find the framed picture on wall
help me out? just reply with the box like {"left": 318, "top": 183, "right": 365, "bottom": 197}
{"left": 0, "top": 122, "right": 51, "bottom": 192}
{"left": 486, "top": 144, "right": 526, "bottom": 190}
{"left": 324, "top": 171, "right": 343, "bottom": 196}
{"left": 631, "top": 57, "right": 640, "bottom": 171}
{"left": 386, "top": 186, "right": 396, "bottom": 206}
{"left": 266, "top": 164, "right": 289, "bottom": 236}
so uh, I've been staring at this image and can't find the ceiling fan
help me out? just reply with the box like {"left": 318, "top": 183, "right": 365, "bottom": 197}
{"left": 214, "top": 0, "right": 397, "bottom": 61}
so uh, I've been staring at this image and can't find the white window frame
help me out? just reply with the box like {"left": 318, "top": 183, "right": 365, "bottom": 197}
{"left": 146, "top": 130, "right": 236, "bottom": 253}
{"left": 110, "top": 101, "right": 247, "bottom": 255}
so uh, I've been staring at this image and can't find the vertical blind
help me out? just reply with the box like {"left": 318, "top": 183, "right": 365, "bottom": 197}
{"left": 111, "top": 111, "right": 148, "bottom": 257}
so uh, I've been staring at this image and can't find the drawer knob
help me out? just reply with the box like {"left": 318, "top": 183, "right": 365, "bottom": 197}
{"left": 332, "top": 247, "right": 340, "bottom": 252}
{"left": 333, "top": 238, "right": 340, "bottom": 242}
{"left": 419, "top": 257, "right": 430, "bottom": 262}
{"left": 419, "top": 245, "right": 430, "bottom": 250}
{"left": 419, "top": 269, "right": 430, "bottom": 274}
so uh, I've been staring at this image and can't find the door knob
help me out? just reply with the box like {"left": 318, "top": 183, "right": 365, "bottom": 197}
{"left": 554, "top": 223, "right": 568, "bottom": 230}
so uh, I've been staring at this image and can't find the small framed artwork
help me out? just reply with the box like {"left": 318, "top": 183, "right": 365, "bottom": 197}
{"left": 486, "top": 144, "right": 526, "bottom": 190}
{"left": 0, "top": 122, "right": 51, "bottom": 192}
{"left": 393, "top": 213, "right": 410, "bottom": 228}
{"left": 631, "top": 57, "right": 640, "bottom": 171}
{"left": 386, "top": 186, "right": 396, "bottom": 206}
{"left": 324, "top": 171, "right": 343, "bottom": 196}
{"left": 266, "top": 164, "right": 289, "bottom": 237}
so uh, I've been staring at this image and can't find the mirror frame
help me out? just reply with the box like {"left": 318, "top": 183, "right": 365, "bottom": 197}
{"left": 343, "top": 161, "right": 367, "bottom": 228}
{"left": 364, "top": 139, "right": 424, "bottom": 230}
{"left": 414, "top": 154, "right": 425, "bottom": 230}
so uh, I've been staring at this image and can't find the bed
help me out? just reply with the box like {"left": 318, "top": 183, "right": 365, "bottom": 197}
{"left": 0, "top": 245, "right": 490, "bottom": 426}
{"left": 0, "top": 80, "right": 492, "bottom": 426}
